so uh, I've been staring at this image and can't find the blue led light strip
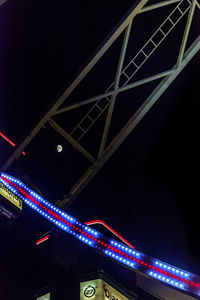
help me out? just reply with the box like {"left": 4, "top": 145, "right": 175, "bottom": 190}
{"left": 1, "top": 172, "right": 200, "bottom": 297}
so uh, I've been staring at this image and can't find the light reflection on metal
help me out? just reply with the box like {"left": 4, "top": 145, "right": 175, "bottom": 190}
{"left": 1, "top": 172, "right": 200, "bottom": 298}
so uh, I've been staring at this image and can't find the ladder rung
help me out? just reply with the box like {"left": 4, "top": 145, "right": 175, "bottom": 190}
{"left": 105, "top": 96, "right": 111, "bottom": 103}
{"left": 168, "top": 17, "right": 175, "bottom": 25}
{"left": 141, "top": 49, "right": 148, "bottom": 58}
{"left": 177, "top": 6, "right": 184, "bottom": 15}
{"left": 159, "top": 28, "right": 165, "bottom": 36}
{"left": 122, "top": 71, "right": 130, "bottom": 79}
{"left": 132, "top": 61, "right": 139, "bottom": 68}
{"left": 87, "top": 115, "right": 94, "bottom": 122}
{"left": 96, "top": 104, "right": 103, "bottom": 112}
{"left": 150, "top": 39, "right": 157, "bottom": 47}
{"left": 78, "top": 125, "right": 85, "bottom": 132}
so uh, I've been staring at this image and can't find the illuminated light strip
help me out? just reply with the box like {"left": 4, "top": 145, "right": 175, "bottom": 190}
{"left": 0, "top": 131, "right": 26, "bottom": 156}
{"left": 84, "top": 220, "right": 135, "bottom": 249}
{"left": 1, "top": 172, "right": 200, "bottom": 297}
{"left": 36, "top": 235, "right": 50, "bottom": 246}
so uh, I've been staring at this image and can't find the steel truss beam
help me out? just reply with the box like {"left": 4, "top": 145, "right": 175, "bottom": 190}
{"left": 1, "top": 0, "right": 199, "bottom": 211}
{"left": 1, "top": 0, "right": 148, "bottom": 171}
{"left": 98, "top": 21, "right": 133, "bottom": 159}
{"left": 139, "top": 0, "right": 182, "bottom": 13}
{"left": 61, "top": 36, "right": 200, "bottom": 208}
{"left": 52, "top": 70, "right": 174, "bottom": 115}
{"left": 48, "top": 118, "right": 96, "bottom": 163}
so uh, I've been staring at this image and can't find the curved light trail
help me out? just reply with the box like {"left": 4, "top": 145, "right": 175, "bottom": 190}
{"left": 0, "top": 172, "right": 200, "bottom": 298}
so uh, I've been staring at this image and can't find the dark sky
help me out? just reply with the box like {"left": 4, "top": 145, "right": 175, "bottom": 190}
{"left": 0, "top": 0, "right": 200, "bottom": 298}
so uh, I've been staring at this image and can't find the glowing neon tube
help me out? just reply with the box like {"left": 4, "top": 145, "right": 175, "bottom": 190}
{"left": 0, "top": 172, "right": 200, "bottom": 298}
{"left": 84, "top": 220, "right": 135, "bottom": 249}
{"left": 36, "top": 235, "right": 50, "bottom": 246}
{"left": 0, "top": 131, "right": 26, "bottom": 156}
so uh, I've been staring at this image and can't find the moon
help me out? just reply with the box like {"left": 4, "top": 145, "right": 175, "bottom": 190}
{"left": 56, "top": 145, "right": 63, "bottom": 152}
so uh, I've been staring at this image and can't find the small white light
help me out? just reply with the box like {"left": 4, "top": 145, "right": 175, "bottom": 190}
{"left": 57, "top": 144, "right": 63, "bottom": 152}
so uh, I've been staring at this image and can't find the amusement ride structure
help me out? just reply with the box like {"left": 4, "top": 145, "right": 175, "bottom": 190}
{"left": 0, "top": 0, "right": 200, "bottom": 298}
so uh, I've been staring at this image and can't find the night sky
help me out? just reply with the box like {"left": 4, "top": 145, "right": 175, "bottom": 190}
{"left": 0, "top": 0, "right": 200, "bottom": 298}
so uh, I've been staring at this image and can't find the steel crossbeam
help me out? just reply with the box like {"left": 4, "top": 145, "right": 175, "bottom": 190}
{"left": 1, "top": 0, "right": 199, "bottom": 212}
{"left": 61, "top": 36, "right": 200, "bottom": 208}
{"left": 1, "top": 0, "right": 148, "bottom": 171}
{"left": 139, "top": 0, "right": 182, "bottom": 13}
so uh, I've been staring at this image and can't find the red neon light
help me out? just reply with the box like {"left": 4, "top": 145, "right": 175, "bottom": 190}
{"left": 84, "top": 220, "right": 135, "bottom": 249}
{"left": 0, "top": 131, "right": 26, "bottom": 156}
{"left": 36, "top": 235, "right": 50, "bottom": 245}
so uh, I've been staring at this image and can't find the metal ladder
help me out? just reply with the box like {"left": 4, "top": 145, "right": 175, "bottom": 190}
{"left": 70, "top": 0, "right": 191, "bottom": 143}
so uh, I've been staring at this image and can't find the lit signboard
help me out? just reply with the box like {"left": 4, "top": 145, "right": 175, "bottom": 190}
{"left": 80, "top": 279, "right": 130, "bottom": 300}
{"left": 37, "top": 293, "right": 50, "bottom": 300}
{"left": 0, "top": 182, "right": 22, "bottom": 211}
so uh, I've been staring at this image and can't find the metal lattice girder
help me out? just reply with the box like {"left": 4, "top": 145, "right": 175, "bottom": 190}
{"left": 61, "top": 35, "right": 200, "bottom": 208}
{"left": 2, "top": 0, "right": 200, "bottom": 208}
{"left": 1, "top": 0, "right": 149, "bottom": 170}
{"left": 56, "top": 0, "right": 193, "bottom": 145}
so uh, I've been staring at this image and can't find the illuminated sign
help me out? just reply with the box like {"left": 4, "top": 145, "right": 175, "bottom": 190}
{"left": 84, "top": 285, "right": 96, "bottom": 298}
{"left": 37, "top": 293, "right": 50, "bottom": 300}
{"left": 0, "top": 182, "right": 22, "bottom": 210}
{"left": 80, "top": 279, "right": 130, "bottom": 300}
